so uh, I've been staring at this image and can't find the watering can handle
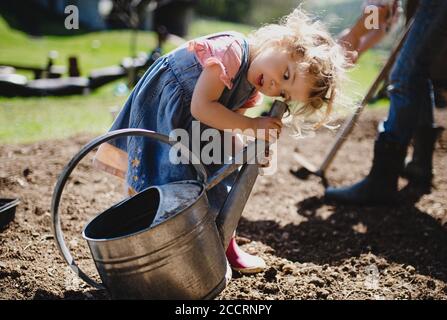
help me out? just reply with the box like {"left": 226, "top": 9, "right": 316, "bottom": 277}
{"left": 51, "top": 129, "right": 208, "bottom": 290}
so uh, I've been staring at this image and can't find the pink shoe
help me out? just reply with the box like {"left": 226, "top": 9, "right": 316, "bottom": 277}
{"left": 226, "top": 237, "right": 266, "bottom": 274}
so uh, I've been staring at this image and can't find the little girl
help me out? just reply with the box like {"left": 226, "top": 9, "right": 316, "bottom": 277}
{"left": 95, "top": 8, "right": 346, "bottom": 274}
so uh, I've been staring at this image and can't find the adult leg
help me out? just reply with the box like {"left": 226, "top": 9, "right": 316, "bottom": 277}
{"left": 325, "top": 0, "right": 446, "bottom": 205}
{"left": 404, "top": 7, "right": 447, "bottom": 187}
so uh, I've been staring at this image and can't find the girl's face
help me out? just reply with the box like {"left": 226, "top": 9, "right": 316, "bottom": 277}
{"left": 248, "top": 46, "right": 312, "bottom": 103}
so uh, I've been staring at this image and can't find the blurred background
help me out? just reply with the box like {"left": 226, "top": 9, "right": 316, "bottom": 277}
{"left": 0, "top": 0, "right": 405, "bottom": 144}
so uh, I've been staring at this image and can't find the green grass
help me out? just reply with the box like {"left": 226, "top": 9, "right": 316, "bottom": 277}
{"left": 343, "top": 49, "right": 389, "bottom": 106}
{"left": 0, "top": 83, "right": 128, "bottom": 143}
{"left": 0, "top": 18, "right": 158, "bottom": 77}
{"left": 0, "top": 15, "right": 388, "bottom": 144}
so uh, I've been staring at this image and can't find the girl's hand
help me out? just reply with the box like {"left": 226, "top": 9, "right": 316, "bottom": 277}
{"left": 252, "top": 116, "right": 283, "bottom": 141}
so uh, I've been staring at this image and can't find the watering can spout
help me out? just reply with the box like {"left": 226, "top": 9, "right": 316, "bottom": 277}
{"left": 209, "top": 100, "right": 288, "bottom": 250}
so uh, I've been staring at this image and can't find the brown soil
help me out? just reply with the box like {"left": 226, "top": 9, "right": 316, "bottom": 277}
{"left": 0, "top": 108, "right": 446, "bottom": 300}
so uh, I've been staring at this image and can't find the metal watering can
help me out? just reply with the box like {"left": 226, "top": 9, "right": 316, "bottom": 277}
{"left": 51, "top": 100, "right": 287, "bottom": 299}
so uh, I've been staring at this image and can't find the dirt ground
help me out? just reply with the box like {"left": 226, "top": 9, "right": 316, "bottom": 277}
{"left": 1, "top": 108, "right": 446, "bottom": 300}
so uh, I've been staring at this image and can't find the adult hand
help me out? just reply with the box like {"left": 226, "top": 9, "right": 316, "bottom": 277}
{"left": 338, "top": 29, "right": 360, "bottom": 65}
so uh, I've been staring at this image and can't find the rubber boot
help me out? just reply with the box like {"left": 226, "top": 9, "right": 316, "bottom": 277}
{"left": 403, "top": 126, "right": 444, "bottom": 188}
{"left": 325, "top": 133, "right": 407, "bottom": 205}
{"left": 226, "top": 236, "right": 266, "bottom": 274}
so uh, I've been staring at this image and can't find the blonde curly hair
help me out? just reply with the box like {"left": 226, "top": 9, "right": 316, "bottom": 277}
{"left": 248, "top": 7, "right": 348, "bottom": 135}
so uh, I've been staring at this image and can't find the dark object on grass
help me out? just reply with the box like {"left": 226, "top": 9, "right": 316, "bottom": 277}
{"left": 68, "top": 56, "right": 81, "bottom": 77}
{"left": 27, "top": 77, "right": 90, "bottom": 96}
{"left": 0, "top": 75, "right": 89, "bottom": 97}
{"left": 0, "top": 198, "right": 19, "bottom": 230}
{"left": 0, "top": 51, "right": 65, "bottom": 80}
{"left": 0, "top": 73, "right": 34, "bottom": 97}
{"left": 0, "top": 42, "right": 165, "bottom": 97}
{"left": 0, "top": 22, "right": 173, "bottom": 97}
{"left": 89, "top": 66, "right": 127, "bottom": 90}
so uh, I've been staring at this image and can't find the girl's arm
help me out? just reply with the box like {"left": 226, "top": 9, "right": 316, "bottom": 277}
{"left": 191, "top": 64, "right": 282, "bottom": 139}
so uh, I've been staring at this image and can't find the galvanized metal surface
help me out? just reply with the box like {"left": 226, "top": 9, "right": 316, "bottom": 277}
{"left": 51, "top": 101, "right": 287, "bottom": 299}
{"left": 83, "top": 182, "right": 227, "bottom": 299}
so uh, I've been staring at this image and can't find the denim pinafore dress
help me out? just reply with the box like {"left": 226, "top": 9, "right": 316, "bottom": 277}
{"left": 108, "top": 32, "right": 256, "bottom": 206}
